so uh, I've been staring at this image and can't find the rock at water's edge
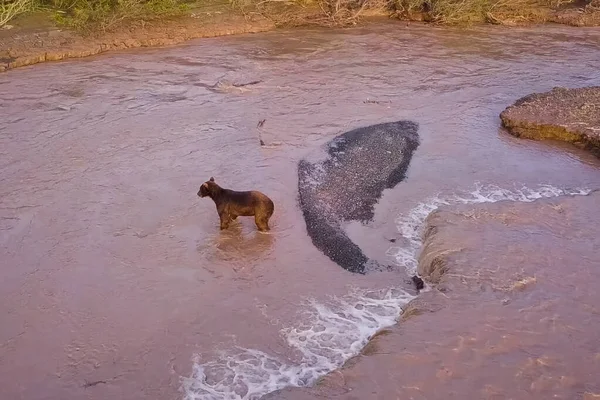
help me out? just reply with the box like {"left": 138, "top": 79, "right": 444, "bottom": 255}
{"left": 298, "top": 121, "right": 419, "bottom": 274}
{"left": 500, "top": 86, "right": 600, "bottom": 157}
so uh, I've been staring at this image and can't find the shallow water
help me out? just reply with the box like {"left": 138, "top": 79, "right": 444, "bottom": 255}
{"left": 1, "top": 22, "right": 600, "bottom": 400}
{"left": 275, "top": 192, "right": 600, "bottom": 400}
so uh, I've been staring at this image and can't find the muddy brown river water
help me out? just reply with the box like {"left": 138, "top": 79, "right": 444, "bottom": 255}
{"left": 1, "top": 22, "right": 600, "bottom": 400}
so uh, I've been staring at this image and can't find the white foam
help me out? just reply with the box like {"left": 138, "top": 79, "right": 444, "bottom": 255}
{"left": 182, "top": 182, "right": 593, "bottom": 400}
{"left": 182, "top": 288, "right": 415, "bottom": 400}
{"left": 391, "top": 182, "right": 593, "bottom": 275}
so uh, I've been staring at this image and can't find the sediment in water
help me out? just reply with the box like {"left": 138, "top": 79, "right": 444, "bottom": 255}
{"left": 297, "top": 120, "right": 420, "bottom": 274}
{"left": 273, "top": 190, "right": 600, "bottom": 400}
{"left": 500, "top": 86, "right": 600, "bottom": 157}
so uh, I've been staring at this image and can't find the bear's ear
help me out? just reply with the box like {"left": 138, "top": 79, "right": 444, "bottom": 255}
{"left": 209, "top": 177, "right": 215, "bottom": 182}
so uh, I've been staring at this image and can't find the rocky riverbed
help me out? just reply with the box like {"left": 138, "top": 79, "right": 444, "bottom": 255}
{"left": 297, "top": 121, "right": 420, "bottom": 274}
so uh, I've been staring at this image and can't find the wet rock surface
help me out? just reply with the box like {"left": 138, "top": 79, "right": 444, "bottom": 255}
{"left": 274, "top": 191, "right": 600, "bottom": 400}
{"left": 501, "top": 86, "right": 600, "bottom": 156}
{"left": 298, "top": 121, "right": 420, "bottom": 274}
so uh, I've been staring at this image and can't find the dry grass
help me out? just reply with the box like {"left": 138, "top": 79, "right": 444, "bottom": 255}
{"left": 1, "top": 0, "right": 35, "bottom": 26}
{"left": 394, "top": 0, "right": 583, "bottom": 24}
{"left": 54, "top": 0, "right": 190, "bottom": 32}
{"left": 232, "top": 0, "right": 389, "bottom": 26}
{"left": 2, "top": 0, "right": 597, "bottom": 31}
{"left": 240, "top": 0, "right": 600, "bottom": 26}
{"left": 315, "top": 0, "right": 387, "bottom": 24}
{"left": 586, "top": 0, "right": 599, "bottom": 9}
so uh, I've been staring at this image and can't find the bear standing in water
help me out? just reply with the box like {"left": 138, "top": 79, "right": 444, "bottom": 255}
{"left": 197, "top": 177, "right": 275, "bottom": 232}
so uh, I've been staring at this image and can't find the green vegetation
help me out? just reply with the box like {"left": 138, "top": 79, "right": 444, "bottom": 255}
{"left": 1, "top": 0, "right": 190, "bottom": 31}
{"left": 1, "top": 0, "right": 598, "bottom": 31}
{"left": 51, "top": 0, "right": 190, "bottom": 31}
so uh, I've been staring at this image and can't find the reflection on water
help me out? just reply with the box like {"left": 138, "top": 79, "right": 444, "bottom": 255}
{"left": 204, "top": 226, "right": 276, "bottom": 263}
{"left": 1, "top": 21, "right": 600, "bottom": 400}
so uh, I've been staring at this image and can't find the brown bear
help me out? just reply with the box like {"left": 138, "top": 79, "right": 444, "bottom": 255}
{"left": 197, "top": 177, "right": 275, "bottom": 232}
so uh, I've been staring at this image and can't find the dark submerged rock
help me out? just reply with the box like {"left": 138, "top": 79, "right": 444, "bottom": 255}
{"left": 298, "top": 121, "right": 420, "bottom": 274}
{"left": 412, "top": 275, "right": 425, "bottom": 290}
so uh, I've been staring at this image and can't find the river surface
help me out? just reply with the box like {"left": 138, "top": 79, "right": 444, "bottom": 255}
{"left": 1, "top": 22, "right": 600, "bottom": 400}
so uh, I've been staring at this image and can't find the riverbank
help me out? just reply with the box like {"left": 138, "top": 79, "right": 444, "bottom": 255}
{"left": 2, "top": 0, "right": 600, "bottom": 73}
{"left": 269, "top": 190, "right": 600, "bottom": 400}
{"left": 0, "top": 2, "right": 281, "bottom": 72}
